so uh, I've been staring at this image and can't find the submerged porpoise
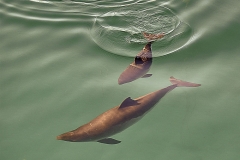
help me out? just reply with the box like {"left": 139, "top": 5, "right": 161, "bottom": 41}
{"left": 118, "top": 32, "right": 165, "bottom": 85}
{"left": 57, "top": 77, "right": 200, "bottom": 144}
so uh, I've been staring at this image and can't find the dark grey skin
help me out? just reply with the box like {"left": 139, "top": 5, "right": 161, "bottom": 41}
{"left": 118, "top": 42, "right": 153, "bottom": 85}
{"left": 57, "top": 77, "right": 200, "bottom": 144}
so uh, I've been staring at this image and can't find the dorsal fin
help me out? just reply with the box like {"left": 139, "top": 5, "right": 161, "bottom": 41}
{"left": 119, "top": 97, "right": 138, "bottom": 109}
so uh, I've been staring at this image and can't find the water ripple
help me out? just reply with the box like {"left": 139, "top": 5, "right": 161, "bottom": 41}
{"left": 1, "top": 0, "right": 193, "bottom": 58}
{"left": 28, "top": 0, "right": 151, "bottom": 15}
{"left": 91, "top": 4, "right": 193, "bottom": 57}
{"left": 0, "top": 0, "right": 155, "bottom": 24}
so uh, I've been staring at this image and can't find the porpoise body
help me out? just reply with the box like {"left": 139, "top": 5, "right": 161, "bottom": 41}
{"left": 57, "top": 77, "right": 200, "bottom": 144}
{"left": 118, "top": 32, "right": 165, "bottom": 85}
{"left": 118, "top": 42, "right": 153, "bottom": 85}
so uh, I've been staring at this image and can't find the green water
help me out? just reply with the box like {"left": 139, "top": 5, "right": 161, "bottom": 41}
{"left": 1, "top": 0, "right": 240, "bottom": 159}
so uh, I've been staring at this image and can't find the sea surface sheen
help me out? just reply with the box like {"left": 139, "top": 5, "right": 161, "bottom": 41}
{"left": 1, "top": 0, "right": 240, "bottom": 160}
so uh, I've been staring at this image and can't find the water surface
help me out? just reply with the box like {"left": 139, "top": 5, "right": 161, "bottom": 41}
{"left": 1, "top": 0, "right": 240, "bottom": 160}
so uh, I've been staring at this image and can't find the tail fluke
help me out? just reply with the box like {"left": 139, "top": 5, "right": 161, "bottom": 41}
{"left": 170, "top": 76, "right": 201, "bottom": 87}
{"left": 142, "top": 32, "right": 165, "bottom": 41}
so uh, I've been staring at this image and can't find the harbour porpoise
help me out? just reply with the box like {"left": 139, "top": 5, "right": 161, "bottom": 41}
{"left": 118, "top": 32, "right": 164, "bottom": 85}
{"left": 118, "top": 42, "right": 153, "bottom": 85}
{"left": 57, "top": 77, "right": 200, "bottom": 144}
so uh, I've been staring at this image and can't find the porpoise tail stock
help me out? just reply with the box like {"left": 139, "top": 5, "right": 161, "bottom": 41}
{"left": 57, "top": 77, "right": 201, "bottom": 145}
{"left": 170, "top": 76, "right": 201, "bottom": 87}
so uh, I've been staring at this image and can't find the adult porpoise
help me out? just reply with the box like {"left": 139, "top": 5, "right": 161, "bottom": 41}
{"left": 57, "top": 77, "right": 200, "bottom": 144}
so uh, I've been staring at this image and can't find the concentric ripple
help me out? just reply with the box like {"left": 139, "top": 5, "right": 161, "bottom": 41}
{"left": 0, "top": 0, "right": 151, "bottom": 22}
{"left": 1, "top": 0, "right": 192, "bottom": 58}
{"left": 28, "top": 0, "right": 149, "bottom": 15}
{"left": 91, "top": 5, "right": 193, "bottom": 57}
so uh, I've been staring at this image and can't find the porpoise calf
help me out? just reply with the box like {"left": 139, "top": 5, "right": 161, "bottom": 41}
{"left": 118, "top": 32, "right": 165, "bottom": 85}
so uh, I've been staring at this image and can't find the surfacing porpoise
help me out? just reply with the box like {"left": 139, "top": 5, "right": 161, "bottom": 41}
{"left": 57, "top": 77, "right": 200, "bottom": 144}
{"left": 118, "top": 32, "right": 165, "bottom": 85}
